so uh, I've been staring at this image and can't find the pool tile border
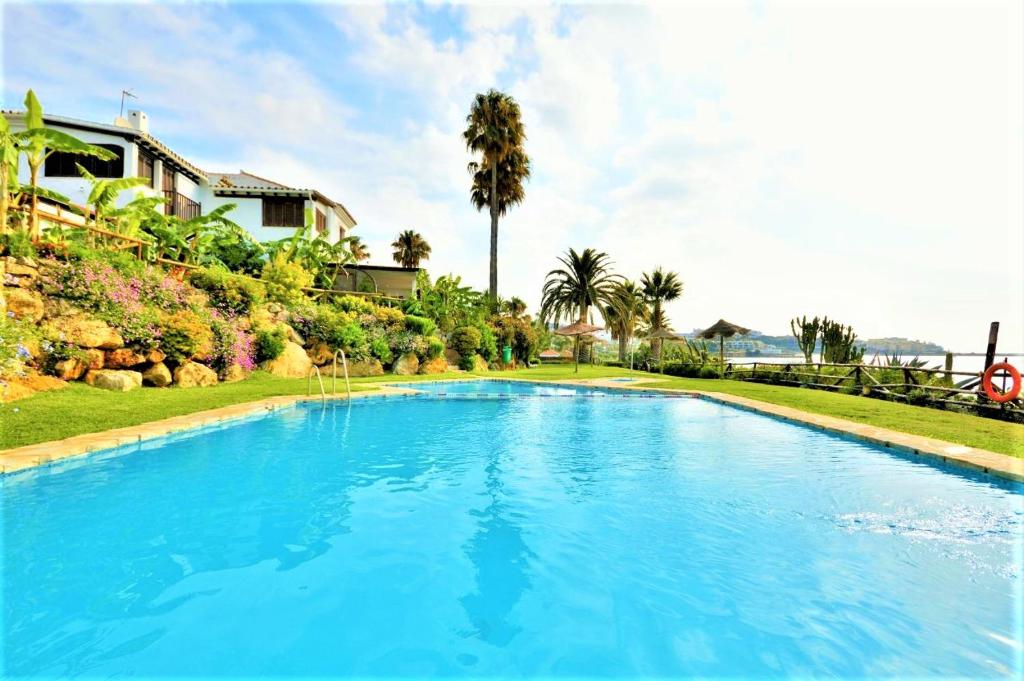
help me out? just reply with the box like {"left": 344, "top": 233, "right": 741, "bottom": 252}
{"left": 1, "top": 377, "right": 1020, "bottom": 483}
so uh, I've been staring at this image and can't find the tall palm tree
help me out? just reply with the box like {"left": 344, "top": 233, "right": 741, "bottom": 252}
{"left": 605, "top": 280, "right": 649, "bottom": 365}
{"left": 348, "top": 235, "right": 370, "bottom": 262}
{"left": 540, "top": 248, "right": 619, "bottom": 364}
{"left": 391, "top": 230, "right": 431, "bottom": 268}
{"left": 641, "top": 267, "right": 683, "bottom": 358}
{"left": 463, "top": 89, "right": 529, "bottom": 301}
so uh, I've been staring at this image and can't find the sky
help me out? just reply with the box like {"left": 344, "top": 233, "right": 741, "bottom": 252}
{"left": 2, "top": 0, "right": 1021, "bottom": 352}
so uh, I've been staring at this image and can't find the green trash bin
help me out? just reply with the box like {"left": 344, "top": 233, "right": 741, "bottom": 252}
{"left": 502, "top": 345, "right": 513, "bottom": 364}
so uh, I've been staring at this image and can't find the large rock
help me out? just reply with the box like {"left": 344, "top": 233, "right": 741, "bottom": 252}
{"left": 142, "top": 362, "right": 173, "bottom": 387}
{"left": 347, "top": 358, "right": 384, "bottom": 377}
{"left": 85, "top": 369, "right": 142, "bottom": 392}
{"left": 83, "top": 349, "right": 105, "bottom": 369}
{"left": 4, "top": 288, "right": 44, "bottom": 322}
{"left": 221, "top": 364, "right": 249, "bottom": 383}
{"left": 105, "top": 348, "right": 147, "bottom": 369}
{"left": 417, "top": 356, "right": 448, "bottom": 375}
{"left": 63, "top": 316, "right": 124, "bottom": 349}
{"left": 444, "top": 348, "right": 461, "bottom": 366}
{"left": 53, "top": 357, "right": 87, "bottom": 381}
{"left": 0, "top": 290, "right": 6, "bottom": 318}
{"left": 472, "top": 355, "right": 489, "bottom": 372}
{"left": 260, "top": 341, "right": 312, "bottom": 378}
{"left": 145, "top": 348, "right": 166, "bottom": 364}
{"left": 173, "top": 361, "right": 218, "bottom": 388}
{"left": 307, "top": 342, "right": 333, "bottom": 366}
{"left": 393, "top": 352, "right": 420, "bottom": 376}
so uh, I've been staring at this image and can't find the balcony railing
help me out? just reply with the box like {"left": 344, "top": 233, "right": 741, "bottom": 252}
{"left": 163, "top": 190, "right": 201, "bottom": 220}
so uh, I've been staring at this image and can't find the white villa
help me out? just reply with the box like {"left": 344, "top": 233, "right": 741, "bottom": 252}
{"left": 2, "top": 109, "right": 356, "bottom": 243}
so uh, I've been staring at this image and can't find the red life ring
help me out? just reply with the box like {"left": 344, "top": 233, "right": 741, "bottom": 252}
{"left": 982, "top": 362, "right": 1021, "bottom": 403}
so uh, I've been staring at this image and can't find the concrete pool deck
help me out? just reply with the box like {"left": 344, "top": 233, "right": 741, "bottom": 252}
{"left": 1, "top": 377, "right": 1021, "bottom": 483}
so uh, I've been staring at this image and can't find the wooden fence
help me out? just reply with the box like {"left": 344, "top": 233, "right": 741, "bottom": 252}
{"left": 720, "top": 360, "right": 1022, "bottom": 416}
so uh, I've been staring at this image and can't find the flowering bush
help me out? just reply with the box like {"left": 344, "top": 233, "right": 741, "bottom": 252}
{"left": 190, "top": 267, "right": 266, "bottom": 316}
{"left": 0, "top": 313, "right": 35, "bottom": 378}
{"left": 209, "top": 319, "right": 256, "bottom": 372}
{"left": 156, "top": 310, "right": 214, "bottom": 363}
{"left": 261, "top": 254, "right": 313, "bottom": 305}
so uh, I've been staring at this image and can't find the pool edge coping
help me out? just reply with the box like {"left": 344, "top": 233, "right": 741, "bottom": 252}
{"left": 2, "top": 376, "right": 1021, "bottom": 483}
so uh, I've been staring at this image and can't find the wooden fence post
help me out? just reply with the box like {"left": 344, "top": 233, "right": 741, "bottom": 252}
{"left": 984, "top": 322, "right": 999, "bottom": 371}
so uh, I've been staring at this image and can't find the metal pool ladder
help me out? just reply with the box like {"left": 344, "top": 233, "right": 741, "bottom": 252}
{"left": 307, "top": 365, "right": 326, "bottom": 402}
{"left": 332, "top": 349, "right": 352, "bottom": 398}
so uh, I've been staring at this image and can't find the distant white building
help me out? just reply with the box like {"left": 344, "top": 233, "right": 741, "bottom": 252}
{"left": 1, "top": 109, "right": 356, "bottom": 243}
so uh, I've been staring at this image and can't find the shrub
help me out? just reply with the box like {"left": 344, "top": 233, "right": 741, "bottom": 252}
{"left": 906, "top": 388, "right": 933, "bottom": 407}
{"left": 157, "top": 310, "right": 214, "bottom": 363}
{"left": 373, "top": 305, "right": 405, "bottom": 329}
{"left": 390, "top": 331, "right": 427, "bottom": 358}
{"left": 369, "top": 337, "right": 393, "bottom": 364}
{"left": 333, "top": 295, "right": 377, "bottom": 316}
{"left": 426, "top": 337, "right": 445, "bottom": 360}
{"left": 254, "top": 326, "right": 287, "bottom": 362}
{"left": 477, "top": 324, "right": 498, "bottom": 362}
{"left": 450, "top": 326, "right": 482, "bottom": 357}
{"left": 0, "top": 313, "right": 36, "bottom": 378}
{"left": 0, "top": 232, "right": 36, "bottom": 258}
{"left": 209, "top": 319, "right": 256, "bottom": 372}
{"left": 699, "top": 365, "right": 721, "bottom": 379}
{"left": 261, "top": 254, "right": 312, "bottom": 305}
{"left": 458, "top": 354, "right": 476, "bottom": 371}
{"left": 404, "top": 314, "right": 436, "bottom": 337}
{"left": 190, "top": 267, "right": 266, "bottom": 316}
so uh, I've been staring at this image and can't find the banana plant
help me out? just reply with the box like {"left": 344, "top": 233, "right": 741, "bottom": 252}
{"left": 15, "top": 90, "right": 116, "bottom": 239}
{"left": 76, "top": 164, "right": 151, "bottom": 233}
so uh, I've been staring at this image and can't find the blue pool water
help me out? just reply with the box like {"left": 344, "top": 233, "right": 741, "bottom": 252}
{"left": 2, "top": 380, "right": 1022, "bottom": 679}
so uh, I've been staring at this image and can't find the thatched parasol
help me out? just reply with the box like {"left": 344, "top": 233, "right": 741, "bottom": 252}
{"left": 646, "top": 327, "right": 681, "bottom": 370}
{"left": 698, "top": 319, "right": 751, "bottom": 377}
{"left": 555, "top": 321, "right": 603, "bottom": 372}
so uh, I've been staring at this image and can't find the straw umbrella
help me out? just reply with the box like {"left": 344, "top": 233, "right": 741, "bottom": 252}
{"left": 555, "top": 321, "right": 604, "bottom": 373}
{"left": 647, "top": 327, "right": 681, "bottom": 371}
{"left": 698, "top": 319, "right": 750, "bottom": 377}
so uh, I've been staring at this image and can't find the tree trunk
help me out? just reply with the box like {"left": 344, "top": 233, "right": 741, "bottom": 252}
{"left": 29, "top": 164, "right": 39, "bottom": 240}
{"left": 0, "top": 161, "right": 8, "bottom": 235}
{"left": 488, "top": 158, "right": 499, "bottom": 301}
{"left": 618, "top": 335, "right": 627, "bottom": 362}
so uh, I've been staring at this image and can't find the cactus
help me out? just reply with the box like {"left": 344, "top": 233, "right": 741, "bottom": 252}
{"left": 790, "top": 315, "right": 820, "bottom": 363}
{"left": 820, "top": 318, "right": 865, "bottom": 363}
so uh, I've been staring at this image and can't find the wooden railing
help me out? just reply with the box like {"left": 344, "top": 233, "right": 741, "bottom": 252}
{"left": 163, "top": 191, "right": 201, "bottom": 220}
{"left": 718, "top": 360, "right": 1022, "bottom": 415}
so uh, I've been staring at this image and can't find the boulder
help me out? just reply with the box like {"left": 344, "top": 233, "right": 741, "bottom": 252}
{"left": 63, "top": 316, "right": 124, "bottom": 349}
{"left": 105, "top": 348, "right": 147, "bottom": 369}
{"left": 83, "top": 349, "right": 105, "bottom": 369}
{"left": 142, "top": 362, "right": 173, "bottom": 387}
{"left": 285, "top": 325, "right": 305, "bottom": 346}
{"left": 145, "top": 348, "right": 166, "bottom": 364}
{"left": 173, "top": 361, "right": 218, "bottom": 388}
{"left": 472, "top": 355, "right": 489, "bottom": 372}
{"left": 221, "top": 364, "right": 249, "bottom": 383}
{"left": 260, "top": 341, "right": 312, "bottom": 378}
{"left": 85, "top": 369, "right": 142, "bottom": 392}
{"left": 347, "top": 358, "right": 384, "bottom": 377}
{"left": 3, "top": 258, "right": 38, "bottom": 279}
{"left": 307, "top": 342, "right": 333, "bottom": 366}
{"left": 4, "top": 288, "right": 44, "bottom": 322}
{"left": 53, "top": 357, "right": 87, "bottom": 381}
{"left": 444, "top": 348, "right": 461, "bottom": 366}
{"left": 418, "top": 356, "right": 448, "bottom": 375}
{"left": 0, "top": 290, "right": 6, "bottom": 318}
{"left": 392, "top": 352, "right": 420, "bottom": 375}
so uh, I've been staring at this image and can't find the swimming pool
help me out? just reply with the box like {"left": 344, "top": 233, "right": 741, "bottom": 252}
{"left": 3, "top": 380, "right": 1021, "bottom": 678}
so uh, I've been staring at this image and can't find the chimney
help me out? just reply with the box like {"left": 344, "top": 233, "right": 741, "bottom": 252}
{"left": 126, "top": 110, "right": 149, "bottom": 133}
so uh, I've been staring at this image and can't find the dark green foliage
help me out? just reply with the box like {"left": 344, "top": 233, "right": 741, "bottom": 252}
{"left": 458, "top": 354, "right": 477, "bottom": 371}
{"left": 254, "top": 327, "right": 287, "bottom": 362}
{"left": 790, "top": 315, "right": 820, "bottom": 363}
{"left": 404, "top": 314, "right": 437, "bottom": 336}
{"left": 189, "top": 267, "right": 266, "bottom": 315}
{"left": 477, "top": 324, "right": 498, "bottom": 361}
{"left": 426, "top": 337, "right": 445, "bottom": 360}
{"left": 450, "top": 326, "right": 482, "bottom": 357}
{"left": 820, "top": 318, "right": 865, "bottom": 364}
{"left": 1, "top": 231, "right": 36, "bottom": 258}
{"left": 699, "top": 365, "right": 720, "bottom": 379}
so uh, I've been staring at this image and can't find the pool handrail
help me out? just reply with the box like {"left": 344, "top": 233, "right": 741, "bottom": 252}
{"left": 331, "top": 350, "right": 352, "bottom": 398}
{"left": 307, "top": 365, "right": 326, "bottom": 402}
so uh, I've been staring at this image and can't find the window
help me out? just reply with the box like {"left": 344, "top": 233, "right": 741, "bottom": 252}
{"left": 315, "top": 209, "right": 327, "bottom": 236}
{"left": 138, "top": 150, "right": 155, "bottom": 187}
{"left": 44, "top": 143, "right": 124, "bottom": 178}
{"left": 162, "top": 166, "right": 176, "bottom": 192}
{"left": 262, "top": 197, "right": 304, "bottom": 227}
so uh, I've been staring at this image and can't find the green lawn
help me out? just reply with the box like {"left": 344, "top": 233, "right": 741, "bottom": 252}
{"left": 0, "top": 371, "right": 463, "bottom": 450}
{"left": 2, "top": 365, "right": 1022, "bottom": 458}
